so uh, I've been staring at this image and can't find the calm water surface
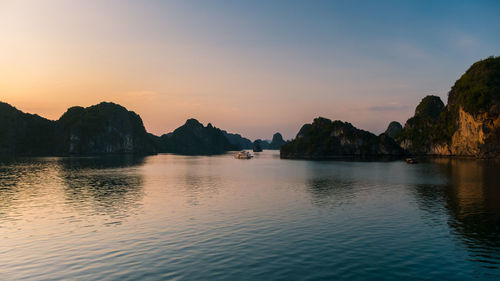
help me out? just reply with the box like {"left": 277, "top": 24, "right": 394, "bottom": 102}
{"left": 1, "top": 151, "right": 499, "bottom": 280}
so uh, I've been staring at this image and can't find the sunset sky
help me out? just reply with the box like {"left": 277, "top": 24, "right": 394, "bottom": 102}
{"left": 1, "top": 0, "right": 499, "bottom": 140}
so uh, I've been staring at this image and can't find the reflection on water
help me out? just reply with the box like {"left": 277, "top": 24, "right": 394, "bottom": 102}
{"left": 0, "top": 152, "right": 499, "bottom": 280}
{"left": 58, "top": 155, "right": 145, "bottom": 219}
{"left": 307, "top": 178, "right": 356, "bottom": 207}
{"left": 181, "top": 157, "right": 221, "bottom": 206}
{"left": 414, "top": 158, "right": 500, "bottom": 269}
{"left": 0, "top": 155, "right": 145, "bottom": 225}
{"left": 59, "top": 155, "right": 145, "bottom": 169}
{"left": 0, "top": 158, "right": 62, "bottom": 219}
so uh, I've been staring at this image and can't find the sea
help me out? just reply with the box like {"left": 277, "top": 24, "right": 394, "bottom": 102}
{"left": 1, "top": 151, "right": 499, "bottom": 280}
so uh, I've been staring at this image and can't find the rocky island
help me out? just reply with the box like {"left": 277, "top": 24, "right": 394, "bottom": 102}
{"left": 222, "top": 130, "right": 253, "bottom": 150}
{"left": 396, "top": 56, "right": 500, "bottom": 158}
{"left": 280, "top": 56, "right": 500, "bottom": 160}
{"left": 280, "top": 117, "right": 405, "bottom": 159}
{"left": 269, "top": 133, "right": 286, "bottom": 150}
{"left": 0, "top": 102, "right": 157, "bottom": 156}
{"left": 2, "top": 57, "right": 498, "bottom": 159}
{"left": 57, "top": 102, "right": 157, "bottom": 155}
{"left": 158, "top": 119, "right": 238, "bottom": 155}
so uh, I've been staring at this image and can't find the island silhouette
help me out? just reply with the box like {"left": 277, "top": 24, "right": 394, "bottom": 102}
{"left": 1, "top": 57, "right": 499, "bottom": 159}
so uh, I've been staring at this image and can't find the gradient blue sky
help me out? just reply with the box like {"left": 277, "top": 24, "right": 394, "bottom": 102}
{"left": 1, "top": 0, "right": 499, "bottom": 139}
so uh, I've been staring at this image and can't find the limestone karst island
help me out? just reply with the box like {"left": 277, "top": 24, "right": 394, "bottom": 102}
{"left": 2, "top": 57, "right": 499, "bottom": 159}
{"left": 2, "top": 1, "right": 500, "bottom": 281}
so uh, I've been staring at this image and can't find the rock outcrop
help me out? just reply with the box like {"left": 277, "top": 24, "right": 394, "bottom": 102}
{"left": 398, "top": 56, "right": 500, "bottom": 158}
{"left": 159, "top": 119, "right": 237, "bottom": 155}
{"left": 269, "top": 132, "right": 286, "bottom": 150}
{"left": 0, "top": 102, "right": 157, "bottom": 156}
{"left": 253, "top": 139, "right": 264, "bottom": 152}
{"left": 58, "top": 102, "right": 157, "bottom": 155}
{"left": 384, "top": 121, "right": 403, "bottom": 139}
{"left": 222, "top": 130, "right": 253, "bottom": 150}
{"left": 280, "top": 117, "right": 406, "bottom": 159}
{"left": 0, "top": 102, "right": 57, "bottom": 156}
{"left": 396, "top": 95, "right": 445, "bottom": 154}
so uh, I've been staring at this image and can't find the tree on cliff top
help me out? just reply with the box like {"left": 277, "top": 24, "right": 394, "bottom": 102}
{"left": 448, "top": 56, "right": 500, "bottom": 115}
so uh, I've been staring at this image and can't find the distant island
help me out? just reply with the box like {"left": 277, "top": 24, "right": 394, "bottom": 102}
{"left": 1, "top": 57, "right": 498, "bottom": 159}
{"left": 0, "top": 101, "right": 285, "bottom": 157}
{"left": 281, "top": 56, "right": 500, "bottom": 159}
{"left": 280, "top": 118, "right": 405, "bottom": 159}
{"left": 155, "top": 119, "right": 237, "bottom": 155}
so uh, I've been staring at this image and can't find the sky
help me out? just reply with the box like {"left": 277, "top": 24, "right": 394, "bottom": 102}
{"left": 1, "top": 0, "right": 499, "bottom": 140}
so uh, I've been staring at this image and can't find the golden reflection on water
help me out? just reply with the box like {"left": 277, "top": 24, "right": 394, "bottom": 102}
{"left": 0, "top": 156, "right": 146, "bottom": 232}
{"left": 1, "top": 153, "right": 499, "bottom": 279}
{"left": 418, "top": 158, "right": 500, "bottom": 262}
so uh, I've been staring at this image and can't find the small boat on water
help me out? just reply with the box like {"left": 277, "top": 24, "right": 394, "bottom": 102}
{"left": 405, "top": 157, "right": 418, "bottom": 164}
{"left": 234, "top": 151, "right": 253, "bottom": 159}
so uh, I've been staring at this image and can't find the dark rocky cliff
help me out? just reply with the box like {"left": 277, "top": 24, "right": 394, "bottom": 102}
{"left": 57, "top": 102, "right": 157, "bottom": 155}
{"left": 0, "top": 102, "right": 157, "bottom": 156}
{"left": 0, "top": 102, "right": 57, "bottom": 156}
{"left": 269, "top": 133, "right": 286, "bottom": 150}
{"left": 384, "top": 121, "right": 403, "bottom": 139}
{"left": 222, "top": 130, "right": 253, "bottom": 150}
{"left": 280, "top": 117, "right": 405, "bottom": 159}
{"left": 159, "top": 119, "right": 237, "bottom": 155}
{"left": 396, "top": 95, "right": 445, "bottom": 154}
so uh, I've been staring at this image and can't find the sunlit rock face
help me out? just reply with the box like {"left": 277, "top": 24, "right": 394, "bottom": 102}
{"left": 398, "top": 57, "right": 500, "bottom": 158}
{"left": 444, "top": 56, "right": 500, "bottom": 158}
{"left": 448, "top": 108, "right": 500, "bottom": 157}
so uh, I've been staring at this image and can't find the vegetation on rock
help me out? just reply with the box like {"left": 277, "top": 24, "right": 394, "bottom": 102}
{"left": 0, "top": 102, "right": 157, "bottom": 156}
{"left": 281, "top": 117, "right": 405, "bottom": 159}
{"left": 58, "top": 102, "right": 156, "bottom": 155}
{"left": 448, "top": 56, "right": 500, "bottom": 115}
{"left": 384, "top": 121, "right": 403, "bottom": 139}
{"left": 159, "top": 119, "right": 237, "bottom": 155}
{"left": 396, "top": 95, "right": 445, "bottom": 153}
{"left": 397, "top": 56, "right": 500, "bottom": 157}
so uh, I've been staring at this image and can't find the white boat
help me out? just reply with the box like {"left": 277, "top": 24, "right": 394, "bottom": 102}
{"left": 234, "top": 151, "right": 253, "bottom": 159}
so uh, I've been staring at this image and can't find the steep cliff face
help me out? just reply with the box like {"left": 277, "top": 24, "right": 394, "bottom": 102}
{"left": 448, "top": 108, "right": 500, "bottom": 157}
{"left": 57, "top": 102, "right": 157, "bottom": 155}
{"left": 398, "top": 56, "right": 500, "bottom": 158}
{"left": 280, "top": 117, "right": 405, "bottom": 159}
{"left": 444, "top": 56, "right": 500, "bottom": 158}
